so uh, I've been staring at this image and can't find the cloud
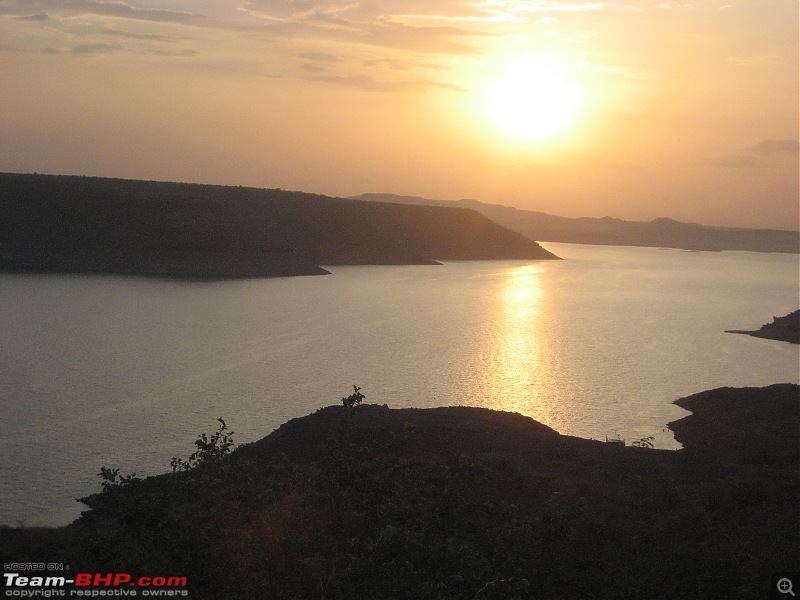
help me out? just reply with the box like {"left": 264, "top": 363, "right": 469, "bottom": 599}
{"left": 0, "top": 1, "right": 204, "bottom": 25}
{"left": 146, "top": 47, "right": 197, "bottom": 57}
{"left": 100, "top": 28, "right": 176, "bottom": 42}
{"left": 706, "top": 140, "right": 798, "bottom": 168}
{"left": 239, "top": 0, "right": 493, "bottom": 54}
{"left": 71, "top": 42, "right": 121, "bottom": 54}
{"left": 5, "top": 0, "right": 487, "bottom": 57}
{"left": 240, "top": 18, "right": 485, "bottom": 55}
{"left": 392, "top": 0, "right": 606, "bottom": 24}
{"left": 362, "top": 57, "right": 411, "bottom": 71}
{"left": 706, "top": 156, "right": 757, "bottom": 168}
{"left": 296, "top": 51, "right": 344, "bottom": 64}
{"left": 18, "top": 12, "right": 50, "bottom": 21}
{"left": 299, "top": 73, "right": 464, "bottom": 93}
{"left": 753, "top": 140, "right": 799, "bottom": 155}
{"left": 476, "top": 1, "right": 605, "bottom": 13}
{"left": 471, "top": 0, "right": 605, "bottom": 22}
{"left": 240, "top": 1, "right": 357, "bottom": 20}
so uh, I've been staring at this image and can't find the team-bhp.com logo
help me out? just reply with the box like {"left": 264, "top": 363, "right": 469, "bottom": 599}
{"left": 3, "top": 567, "right": 188, "bottom": 597}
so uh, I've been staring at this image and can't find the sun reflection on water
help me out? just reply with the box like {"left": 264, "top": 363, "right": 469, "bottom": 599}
{"left": 477, "top": 264, "right": 566, "bottom": 433}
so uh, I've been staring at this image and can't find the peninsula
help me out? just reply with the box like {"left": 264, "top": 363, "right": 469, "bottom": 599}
{"left": 2, "top": 384, "right": 797, "bottom": 599}
{"left": 726, "top": 310, "right": 800, "bottom": 344}
{"left": 0, "top": 173, "right": 557, "bottom": 279}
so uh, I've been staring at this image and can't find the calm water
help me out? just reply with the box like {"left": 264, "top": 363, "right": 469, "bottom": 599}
{"left": 1, "top": 244, "right": 798, "bottom": 526}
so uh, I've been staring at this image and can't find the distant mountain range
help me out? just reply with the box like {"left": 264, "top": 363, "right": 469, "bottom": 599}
{"left": 352, "top": 194, "right": 800, "bottom": 254}
{"left": 0, "top": 173, "right": 557, "bottom": 279}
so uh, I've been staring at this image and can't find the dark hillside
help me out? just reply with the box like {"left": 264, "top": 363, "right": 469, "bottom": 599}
{"left": 0, "top": 173, "right": 557, "bottom": 279}
{"left": 2, "top": 384, "right": 797, "bottom": 599}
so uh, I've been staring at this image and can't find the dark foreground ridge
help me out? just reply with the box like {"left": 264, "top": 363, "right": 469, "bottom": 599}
{"left": 726, "top": 310, "right": 800, "bottom": 344}
{"left": 0, "top": 173, "right": 557, "bottom": 279}
{"left": 2, "top": 384, "right": 798, "bottom": 599}
{"left": 353, "top": 193, "right": 800, "bottom": 253}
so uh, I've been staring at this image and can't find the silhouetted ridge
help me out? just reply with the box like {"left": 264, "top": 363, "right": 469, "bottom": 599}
{"left": 353, "top": 193, "right": 800, "bottom": 253}
{"left": 0, "top": 173, "right": 558, "bottom": 278}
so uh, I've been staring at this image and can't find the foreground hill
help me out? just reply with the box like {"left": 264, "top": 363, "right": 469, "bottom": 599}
{"left": 0, "top": 173, "right": 557, "bottom": 279}
{"left": 354, "top": 193, "right": 800, "bottom": 253}
{"left": 2, "top": 384, "right": 797, "bottom": 599}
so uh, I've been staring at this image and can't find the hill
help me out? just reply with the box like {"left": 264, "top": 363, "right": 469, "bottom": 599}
{"left": 353, "top": 193, "right": 800, "bottom": 253}
{"left": 0, "top": 173, "right": 558, "bottom": 279}
{"left": 2, "top": 384, "right": 797, "bottom": 599}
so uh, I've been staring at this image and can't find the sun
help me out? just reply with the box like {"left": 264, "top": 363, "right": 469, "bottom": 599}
{"left": 485, "top": 58, "right": 580, "bottom": 141}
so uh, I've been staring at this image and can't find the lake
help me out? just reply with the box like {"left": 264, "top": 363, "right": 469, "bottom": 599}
{"left": 1, "top": 243, "right": 798, "bottom": 526}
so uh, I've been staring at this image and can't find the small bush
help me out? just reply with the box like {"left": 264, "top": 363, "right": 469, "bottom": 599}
{"left": 171, "top": 418, "right": 236, "bottom": 472}
{"left": 342, "top": 385, "right": 365, "bottom": 409}
{"left": 97, "top": 466, "right": 140, "bottom": 491}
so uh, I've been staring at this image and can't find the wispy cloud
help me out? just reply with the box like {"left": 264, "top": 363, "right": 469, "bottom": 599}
{"left": 71, "top": 42, "right": 121, "bottom": 54}
{"left": 17, "top": 12, "right": 50, "bottom": 21}
{"left": 706, "top": 155, "right": 757, "bottom": 169}
{"left": 100, "top": 28, "right": 180, "bottom": 42}
{"left": 239, "top": 18, "right": 486, "bottom": 55}
{"left": 296, "top": 51, "right": 345, "bottom": 64}
{"left": 0, "top": 1, "right": 204, "bottom": 25}
{"left": 239, "top": 1, "right": 358, "bottom": 20}
{"left": 298, "top": 73, "right": 464, "bottom": 93}
{"left": 707, "top": 140, "right": 800, "bottom": 168}
{"left": 752, "top": 139, "right": 799, "bottom": 155}
{"left": 474, "top": 0, "right": 606, "bottom": 13}
{"left": 397, "top": 0, "right": 605, "bottom": 24}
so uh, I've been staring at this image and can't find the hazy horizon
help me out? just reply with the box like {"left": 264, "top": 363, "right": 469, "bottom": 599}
{"left": 1, "top": 0, "right": 798, "bottom": 230}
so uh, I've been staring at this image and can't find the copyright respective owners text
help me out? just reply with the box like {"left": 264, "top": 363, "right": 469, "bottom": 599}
{"left": 3, "top": 564, "right": 189, "bottom": 597}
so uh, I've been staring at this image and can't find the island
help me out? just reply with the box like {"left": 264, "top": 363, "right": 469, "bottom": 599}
{"left": 0, "top": 173, "right": 558, "bottom": 279}
{"left": 726, "top": 310, "right": 800, "bottom": 344}
{"left": 2, "top": 383, "right": 797, "bottom": 599}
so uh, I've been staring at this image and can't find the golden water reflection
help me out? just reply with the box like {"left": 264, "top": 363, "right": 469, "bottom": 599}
{"left": 478, "top": 264, "right": 567, "bottom": 434}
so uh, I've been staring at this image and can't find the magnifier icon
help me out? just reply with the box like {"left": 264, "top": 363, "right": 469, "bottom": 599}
{"left": 778, "top": 578, "right": 796, "bottom": 596}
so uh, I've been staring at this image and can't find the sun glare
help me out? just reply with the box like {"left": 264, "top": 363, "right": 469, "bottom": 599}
{"left": 486, "top": 58, "right": 580, "bottom": 141}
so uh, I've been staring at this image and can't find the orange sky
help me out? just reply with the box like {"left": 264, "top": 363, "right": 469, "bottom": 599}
{"left": 1, "top": 0, "right": 797, "bottom": 229}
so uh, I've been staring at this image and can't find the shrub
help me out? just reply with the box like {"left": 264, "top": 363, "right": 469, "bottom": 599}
{"left": 341, "top": 385, "right": 365, "bottom": 409}
{"left": 97, "top": 466, "right": 140, "bottom": 491}
{"left": 171, "top": 418, "right": 236, "bottom": 472}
